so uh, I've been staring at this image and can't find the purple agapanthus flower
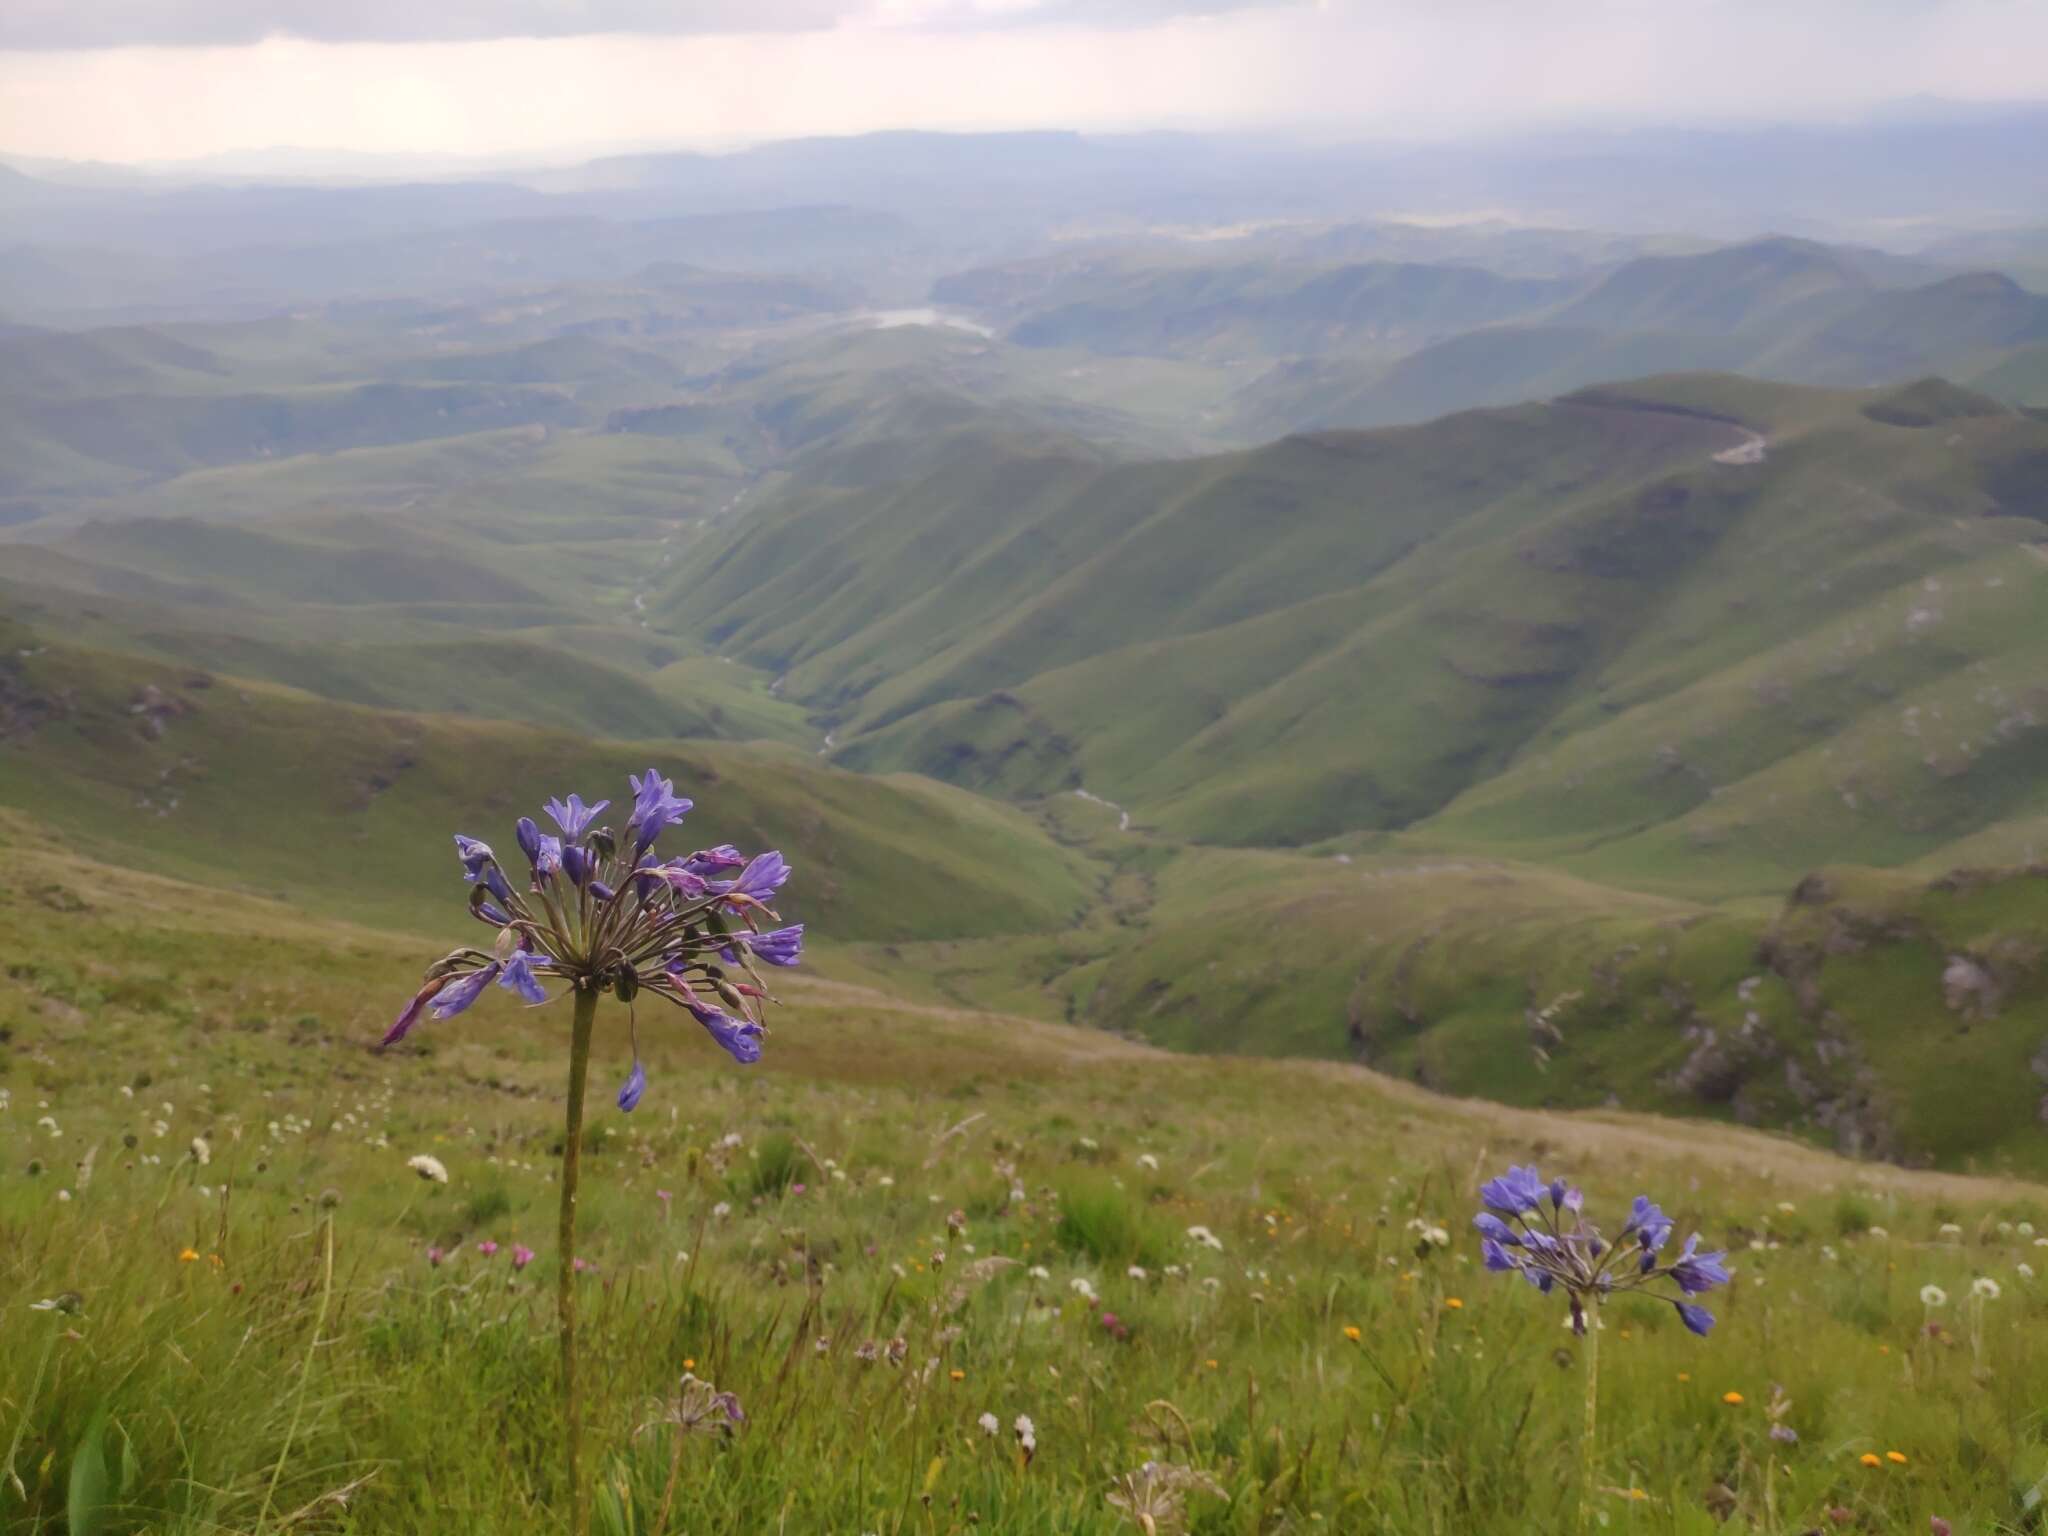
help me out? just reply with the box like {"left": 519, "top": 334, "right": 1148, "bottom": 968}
{"left": 739, "top": 924, "right": 804, "bottom": 967}
{"left": 1671, "top": 1234, "right": 1732, "bottom": 1295}
{"left": 380, "top": 770, "right": 796, "bottom": 1110}
{"left": 720, "top": 851, "right": 791, "bottom": 908}
{"left": 543, "top": 794, "right": 608, "bottom": 839}
{"left": 617, "top": 1059, "right": 647, "bottom": 1112}
{"left": 627, "top": 769, "right": 693, "bottom": 856}
{"left": 498, "top": 952, "right": 548, "bottom": 1005}
{"left": 1473, "top": 1165, "right": 1729, "bottom": 1338}
{"left": 1478, "top": 1165, "right": 1546, "bottom": 1217}
{"left": 455, "top": 835, "right": 512, "bottom": 903}
{"left": 680, "top": 844, "right": 745, "bottom": 877}
{"left": 685, "top": 999, "right": 764, "bottom": 1064}
{"left": 430, "top": 964, "right": 499, "bottom": 1020}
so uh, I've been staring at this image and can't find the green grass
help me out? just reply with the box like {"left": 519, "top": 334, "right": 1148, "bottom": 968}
{"left": 3, "top": 832, "right": 2047, "bottom": 1533}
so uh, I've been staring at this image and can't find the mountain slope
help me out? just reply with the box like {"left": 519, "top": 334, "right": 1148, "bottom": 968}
{"left": 0, "top": 622, "right": 1096, "bottom": 939}
{"left": 669, "top": 373, "right": 2048, "bottom": 874}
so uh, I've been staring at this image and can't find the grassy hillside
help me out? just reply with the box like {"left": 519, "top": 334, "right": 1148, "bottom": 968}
{"left": 0, "top": 624, "right": 1095, "bottom": 940}
{"left": 5, "top": 829, "right": 2044, "bottom": 1531}
{"left": 1226, "top": 243, "right": 2036, "bottom": 438}
{"left": 675, "top": 375, "right": 2048, "bottom": 865}
{"left": 1075, "top": 843, "right": 2048, "bottom": 1173}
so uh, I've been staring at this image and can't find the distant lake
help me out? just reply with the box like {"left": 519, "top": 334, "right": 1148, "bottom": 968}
{"left": 860, "top": 307, "right": 995, "bottom": 338}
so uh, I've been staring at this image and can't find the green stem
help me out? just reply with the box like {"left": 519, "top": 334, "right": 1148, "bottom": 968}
{"left": 559, "top": 984, "right": 599, "bottom": 1536}
{"left": 1579, "top": 1306, "right": 1600, "bottom": 1533}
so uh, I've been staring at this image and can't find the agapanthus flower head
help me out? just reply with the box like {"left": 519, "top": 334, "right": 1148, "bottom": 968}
{"left": 1473, "top": 1165, "right": 1728, "bottom": 1338}
{"left": 380, "top": 771, "right": 800, "bottom": 1110}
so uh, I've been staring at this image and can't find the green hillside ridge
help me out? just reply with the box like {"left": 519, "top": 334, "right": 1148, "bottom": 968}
{"left": 0, "top": 624, "right": 1096, "bottom": 940}
{"left": 1070, "top": 841, "right": 2048, "bottom": 1172}
{"left": 677, "top": 374, "right": 2048, "bottom": 865}
{"left": 1225, "top": 246, "right": 2039, "bottom": 438}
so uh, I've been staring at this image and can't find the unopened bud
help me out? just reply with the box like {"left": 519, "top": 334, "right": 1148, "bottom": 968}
{"left": 424, "top": 950, "right": 467, "bottom": 980}
{"left": 713, "top": 979, "right": 748, "bottom": 1014}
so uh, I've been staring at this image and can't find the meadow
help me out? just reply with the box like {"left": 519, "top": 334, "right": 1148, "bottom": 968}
{"left": 4, "top": 826, "right": 2045, "bottom": 1534}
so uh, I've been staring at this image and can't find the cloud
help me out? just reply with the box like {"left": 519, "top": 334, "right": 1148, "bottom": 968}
{"left": 0, "top": 0, "right": 1294, "bottom": 51}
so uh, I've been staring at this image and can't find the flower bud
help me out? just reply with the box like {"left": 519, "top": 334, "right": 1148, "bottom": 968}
{"left": 713, "top": 979, "right": 749, "bottom": 1014}
{"left": 515, "top": 816, "right": 542, "bottom": 869}
{"left": 424, "top": 950, "right": 468, "bottom": 980}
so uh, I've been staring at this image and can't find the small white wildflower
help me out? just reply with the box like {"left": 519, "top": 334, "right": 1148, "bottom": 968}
{"left": 1972, "top": 1277, "right": 2001, "bottom": 1300}
{"left": 1136, "top": 1153, "right": 1159, "bottom": 1171}
{"left": 1938, "top": 1223, "right": 1963, "bottom": 1240}
{"left": 1775, "top": 1202, "right": 1796, "bottom": 1215}
{"left": 1013, "top": 1415, "right": 1036, "bottom": 1453}
{"left": 190, "top": 1136, "right": 211, "bottom": 1167}
{"left": 56, "top": 1189, "right": 71, "bottom": 1202}
{"left": 977, "top": 1412, "right": 1000, "bottom": 1437}
{"left": 1186, "top": 1225, "right": 1224, "bottom": 1252}
{"left": 1127, "top": 1265, "right": 1149, "bottom": 1281}
{"left": 1027, "top": 1265, "right": 1051, "bottom": 1280}
{"left": 2018, "top": 1263, "right": 2035, "bottom": 1280}
{"left": 1821, "top": 1245, "right": 1838, "bottom": 1262}
{"left": 1078, "top": 1137, "right": 1099, "bottom": 1151}
{"left": 1920, "top": 1284, "right": 1948, "bottom": 1308}
{"left": 36, "top": 1115, "right": 60, "bottom": 1137}
{"left": 1867, "top": 1225, "right": 1889, "bottom": 1239}
{"left": 877, "top": 1177, "right": 895, "bottom": 1189}
{"left": 1070, "top": 1277, "right": 1098, "bottom": 1301}
{"left": 119, "top": 1086, "right": 134, "bottom": 1099}
{"left": 2019, "top": 1222, "right": 2036, "bottom": 1237}
{"left": 1997, "top": 1221, "right": 2015, "bottom": 1237}
{"left": 407, "top": 1153, "right": 449, "bottom": 1184}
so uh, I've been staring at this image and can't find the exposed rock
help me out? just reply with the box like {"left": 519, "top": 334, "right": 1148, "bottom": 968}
{"left": 1942, "top": 955, "right": 2003, "bottom": 1018}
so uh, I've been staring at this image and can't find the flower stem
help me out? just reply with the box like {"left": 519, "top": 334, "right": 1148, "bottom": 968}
{"left": 559, "top": 984, "right": 598, "bottom": 1536}
{"left": 1579, "top": 1306, "right": 1601, "bottom": 1532}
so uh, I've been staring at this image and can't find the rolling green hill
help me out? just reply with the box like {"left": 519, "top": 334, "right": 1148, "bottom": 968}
{"left": 1224, "top": 241, "right": 2038, "bottom": 437}
{"left": 0, "top": 620, "right": 1095, "bottom": 939}
{"left": 665, "top": 375, "right": 2048, "bottom": 878}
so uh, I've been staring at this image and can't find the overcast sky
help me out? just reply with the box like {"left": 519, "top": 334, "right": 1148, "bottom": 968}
{"left": 2, "top": 0, "right": 2045, "bottom": 165}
